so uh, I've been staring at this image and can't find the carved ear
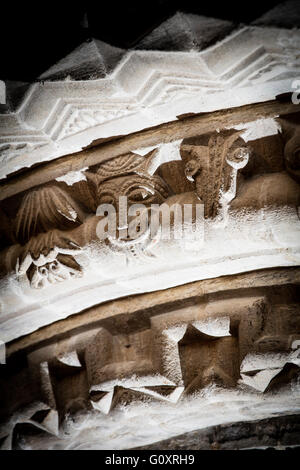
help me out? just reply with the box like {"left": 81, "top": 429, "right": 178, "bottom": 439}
{"left": 15, "top": 185, "right": 86, "bottom": 244}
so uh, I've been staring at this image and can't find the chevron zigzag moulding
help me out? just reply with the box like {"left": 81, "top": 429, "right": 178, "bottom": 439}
{"left": 1, "top": 25, "right": 300, "bottom": 178}
{"left": 1, "top": 5, "right": 300, "bottom": 450}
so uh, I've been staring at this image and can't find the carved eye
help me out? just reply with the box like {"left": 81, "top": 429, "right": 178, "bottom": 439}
{"left": 98, "top": 175, "right": 169, "bottom": 207}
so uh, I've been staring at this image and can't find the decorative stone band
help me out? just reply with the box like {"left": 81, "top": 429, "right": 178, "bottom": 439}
{"left": 0, "top": 106, "right": 299, "bottom": 342}
{"left": 1, "top": 6, "right": 300, "bottom": 451}
{"left": 0, "top": 267, "right": 299, "bottom": 449}
{"left": 1, "top": 23, "right": 300, "bottom": 179}
{"left": 0, "top": 97, "right": 299, "bottom": 202}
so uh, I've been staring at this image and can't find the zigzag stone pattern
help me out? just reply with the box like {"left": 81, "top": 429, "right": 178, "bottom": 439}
{"left": 0, "top": 273, "right": 299, "bottom": 449}
{"left": 1, "top": 2, "right": 300, "bottom": 450}
{"left": 1, "top": 115, "right": 299, "bottom": 450}
{"left": 1, "top": 4, "right": 300, "bottom": 177}
{"left": 0, "top": 119, "right": 300, "bottom": 344}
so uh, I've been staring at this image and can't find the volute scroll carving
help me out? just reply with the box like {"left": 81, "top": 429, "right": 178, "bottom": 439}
{"left": 181, "top": 130, "right": 250, "bottom": 219}
{"left": 0, "top": 118, "right": 299, "bottom": 291}
{"left": 5, "top": 150, "right": 173, "bottom": 288}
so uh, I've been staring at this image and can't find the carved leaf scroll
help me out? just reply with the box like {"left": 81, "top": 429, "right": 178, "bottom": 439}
{"left": 181, "top": 130, "right": 249, "bottom": 219}
{"left": 15, "top": 184, "right": 86, "bottom": 244}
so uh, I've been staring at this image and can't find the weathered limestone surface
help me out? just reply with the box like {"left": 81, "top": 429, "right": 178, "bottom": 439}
{"left": 253, "top": 0, "right": 300, "bottom": 28}
{"left": 0, "top": 3, "right": 300, "bottom": 450}
{"left": 134, "top": 414, "right": 300, "bottom": 450}
{"left": 135, "top": 12, "right": 234, "bottom": 52}
{"left": 1, "top": 269, "right": 299, "bottom": 449}
{"left": 1, "top": 4, "right": 300, "bottom": 179}
{"left": 0, "top": 105, "right": 300, "bottom": 343}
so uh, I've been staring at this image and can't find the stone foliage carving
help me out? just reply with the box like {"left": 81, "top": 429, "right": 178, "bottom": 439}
{"left": 1, "top": 149, "right": 172, "bottom": 288}
{"left": 1, "top": 6, "right": 300, "bottom": 450}
{"left": 1, "top": 118, "right": 300, "bottom": 289}
{"left": 13, "top": 185, "right": 85, "bottom": 288}
{"left": 15, "top": 184, "right": 85, "bottom": 243}
{"left": 181, "top": 130, "right": 249, "bottom": 219}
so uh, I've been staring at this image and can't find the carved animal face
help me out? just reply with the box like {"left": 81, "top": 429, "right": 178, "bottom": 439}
{"left": 97, "top": 174, "right": 169, "bottom": 210}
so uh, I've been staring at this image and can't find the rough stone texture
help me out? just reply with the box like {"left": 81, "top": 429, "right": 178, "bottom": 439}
{"left": 0, "top": 114, "right": 300, "bottom": 343}
{"left": 253, "top": 1, "right": 300, "bottom": 28}
{"left": 0, "top": 99, "right": 298, "bottom": 202}
{"left": 135, "top": 12, "right": 234, "bottom": 52}
{"left": 1, "top": 270, "right": 299, "bottom": 449}
{"left": 0, "top": 81, "right": 31, "bottom": 114}
{"left": 134, "top": 414, "right": 300, "bottom": 450}
{"left": 0, "top": 4, "right": 300, "bottom": 451}
{"left": 39, "top": 39, "right": 124, "bottom": 81}
{"left": 5, "top": 266, "right": 300, "bottom": 356}
{"left": 1, "top": 14, "right": 300, "bottom": 179}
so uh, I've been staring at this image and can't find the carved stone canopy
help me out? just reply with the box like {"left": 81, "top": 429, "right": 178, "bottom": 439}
{"left": 0, "top": 3, "right": 300, "bottom": 450}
